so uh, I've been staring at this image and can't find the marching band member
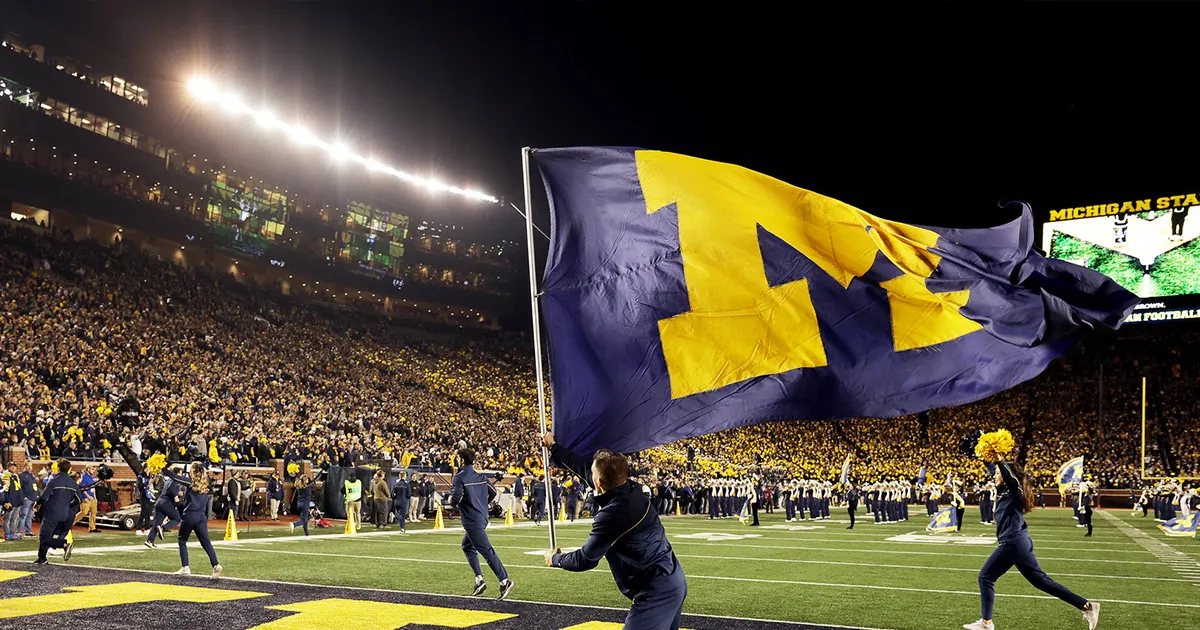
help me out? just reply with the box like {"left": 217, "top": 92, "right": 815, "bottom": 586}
{"left": 925, "top": 483, "right": 940, "bottom": 517}
{"left": 952, "top": 484, "right": 966, "bottom": 532}
{"left": 1079, "top": 483, "right": 1094, "bottom": 537}
{"left": 845, "top": 483, "right": 859, "bottom": 530}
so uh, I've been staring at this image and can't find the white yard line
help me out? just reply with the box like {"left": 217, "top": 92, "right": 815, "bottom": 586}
{"left": 1098, "top": 511, "right": 1200, "bottom": 589}
{"left": 475, "top": 529, "right": 1148, "bottom": 554}
{"left": 0, "top": 519, "right": 595, "bottom": 560}
{"left": 429, "top": 531, "right": 1166, "bottom": 566}
{"left": 346, "top": 537, "right": 1192, "bottom": 583}
{"left": 660, "top": 521, "right": 1136, "bottom": 543}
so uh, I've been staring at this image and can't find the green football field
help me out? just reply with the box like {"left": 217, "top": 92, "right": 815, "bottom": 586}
{"left": 1, "top": 507, "right": 1196, "bottom": 629}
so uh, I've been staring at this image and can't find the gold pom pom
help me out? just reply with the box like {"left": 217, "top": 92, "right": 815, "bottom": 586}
{"left": 145, "top": 453, "right": 167, "bottom": 475}
{"left": 975, "top": 429, "right": 1015, "bottom": 462}
{"left": 287, "top": 463, "right": 300, "bottom": 476}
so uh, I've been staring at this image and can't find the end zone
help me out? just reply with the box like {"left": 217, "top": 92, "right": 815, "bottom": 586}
{"left": 0, "top": 560, "right": 881, "bottom": 630}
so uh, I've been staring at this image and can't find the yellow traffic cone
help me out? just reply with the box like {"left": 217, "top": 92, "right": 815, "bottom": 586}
{"left": 505, "top": 505, "right": 514, "bottom": 526}
{"left": 434, "top": 504, "right": 445, "bottom": 530}
{"left": 675, "top": 501, "right": 681, "bottom": 517}
{"left": 344, "top": 510, "right": 357, "bottom": 535}
{"left": 557, "top": 501, "right": 566, "bottom": 524}
{"left": 224, "top": 510, "right": 238, "bottom": 541}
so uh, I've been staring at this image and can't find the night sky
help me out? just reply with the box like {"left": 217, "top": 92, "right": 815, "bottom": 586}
{"left": 20, "top": 2, "right": 1200, "bottom": 239}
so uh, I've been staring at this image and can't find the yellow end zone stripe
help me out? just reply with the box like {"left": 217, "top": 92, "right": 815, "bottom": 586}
{"left": 0, "top": 582, "right": 268, "bottom": 620}
{"left": 0, "top": 568, "right": 33, "bottom": 582}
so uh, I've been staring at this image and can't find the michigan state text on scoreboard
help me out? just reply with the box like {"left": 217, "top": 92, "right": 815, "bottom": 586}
{"left": 1042, "top": 193, "right": 1200, "bottom": 323}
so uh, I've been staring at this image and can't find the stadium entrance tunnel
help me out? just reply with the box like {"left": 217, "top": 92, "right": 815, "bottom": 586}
{"left": 0, "top": 561, "right": 847, "bottom": 630}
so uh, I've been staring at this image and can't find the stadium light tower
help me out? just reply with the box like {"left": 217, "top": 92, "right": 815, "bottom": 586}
{"left": 185, "top": 76, "right": 499, "bottom": 203}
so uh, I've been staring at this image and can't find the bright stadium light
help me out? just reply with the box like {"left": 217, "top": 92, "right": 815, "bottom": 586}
{"left": 253, "top": 108, "right": 279, "bottom": 128}
{"left": 328, "top": 142, "right": 354, "bottom": 163}
{"left": 290, "top": 125, "right": 325, "bottom": 149}
{"left": 185, "top": 75, "right": 500, "bottom": 203}
{"left": 187, "top": 77, "right": 218, "bottom": 102}
{"left": 221, "top": 92, "right": 247, "bottom": 114}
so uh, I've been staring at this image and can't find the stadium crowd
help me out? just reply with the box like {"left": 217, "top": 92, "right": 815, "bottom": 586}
{"left": 0, "top": 222, "right": 1196, "bottom": 499}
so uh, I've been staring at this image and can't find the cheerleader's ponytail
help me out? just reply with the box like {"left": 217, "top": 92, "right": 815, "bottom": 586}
{"left": 190, "top": 462, "right": 209, "bottom": 494}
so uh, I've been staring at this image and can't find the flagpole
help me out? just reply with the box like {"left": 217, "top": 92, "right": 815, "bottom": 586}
{"left": 1140, "top": 376, "right": 1147, "bottom": 480}
{"left": 522, "top": 146, "right": 557, "bottom": 550}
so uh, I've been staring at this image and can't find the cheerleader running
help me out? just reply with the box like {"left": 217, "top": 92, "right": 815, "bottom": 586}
{"left": 964, "top": 461, "right": 1099, "bottom": 630}
{"left": 290, "top": 475, "right": 312, "bottom": 536}
{"left": 168, "top": 462, "right": 223, "bottom": 578}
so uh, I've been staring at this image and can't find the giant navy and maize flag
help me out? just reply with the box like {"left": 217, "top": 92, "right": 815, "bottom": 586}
{"left": 534, "top": 147, "right": 1139, "bottom": 454}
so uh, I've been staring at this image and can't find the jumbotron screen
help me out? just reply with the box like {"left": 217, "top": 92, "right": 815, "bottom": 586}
{"left": 340, "top": 200, "right": 409, "bottom": 277}
{"left": 1042, "top": 193, "right": 1200, "bottom": 323}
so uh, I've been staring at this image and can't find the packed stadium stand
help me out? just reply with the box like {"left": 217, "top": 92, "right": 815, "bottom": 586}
{"left": 2, "top": 220, "right": 1196, "bottom": 494}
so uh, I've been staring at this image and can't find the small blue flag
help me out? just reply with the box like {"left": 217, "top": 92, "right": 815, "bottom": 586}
{"left": 927, "top": 505, "right": 958, "bottom": 533}
{"left": 840, "top": 455, "right": 852, "bottom": 486}
{"left": 917, "top": 466, "right": 927, "bottom": 486}
{"left": 1159, "top": 513, "right": 1199, "bottom": 538}
{"left": 535, "top": 147, "right": 1138, "bottom": 455}
{"left": 1057, "top": 456, "right": 1084, "bottom": 493}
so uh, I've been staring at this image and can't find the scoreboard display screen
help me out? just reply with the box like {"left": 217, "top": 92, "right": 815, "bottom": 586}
{"left": 340, "top": 201, "right": 409, "bottom": 277}
{"left": 1042, "top": 193, "right": 1200, "bottom": 323}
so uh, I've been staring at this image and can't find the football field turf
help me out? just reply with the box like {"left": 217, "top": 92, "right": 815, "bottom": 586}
{"left": 0, "top": 507, "right": 1196, "bottom": 629}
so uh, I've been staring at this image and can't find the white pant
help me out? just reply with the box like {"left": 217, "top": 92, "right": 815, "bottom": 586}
{"left": 269, "top": 498, "right": 280, "bottom": 519}
{"left": 409, "top": 497, "right": 420, "bottom": 520}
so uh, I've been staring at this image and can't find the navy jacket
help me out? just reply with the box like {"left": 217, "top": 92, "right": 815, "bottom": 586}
{"left": 35, "top": 473, "right": 81, "bottom": 523}
{"left": 3, "top": 481, "right": 20, "bottom": 507}
{"left": 513, "top": 477, "right": 524, "bottom": 498}
{"left": 392, "top": 480, "right": 411, "bottom": 506}
{"left": 449, "top": 465, "right": 496, "bottom": 528}
{"left": 19, "top": 471, "right": 38, "bottom": 501}
{"left": 268, "top": 478, "right": 283, "bottom": 500}
{"left": 550, "top": 444, "right": 681, "bottom": 600}
{"left": 296, "top": 486, "right": 313, "bottom": 510}
{"left": 157, "top": 474, "right": 182, "bottom": 506}
{"left": 531, "top": 481, "right": 546, "bottom": 500}
{"left": 986, "top": 462, "right": 1030, "bottom": 543}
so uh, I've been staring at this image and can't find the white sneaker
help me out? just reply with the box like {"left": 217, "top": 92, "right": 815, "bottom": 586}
{"left": 963, "top": 620, "right": 993, "bottom": 630}
{"left": 1083, "top": 601, "right": 1099, "bottom": 630}
{"left": 212, "top": 564, "right": 223, "bottom": 579}
{"left": 175, "top": 566, "right": 191, "bottom": 575}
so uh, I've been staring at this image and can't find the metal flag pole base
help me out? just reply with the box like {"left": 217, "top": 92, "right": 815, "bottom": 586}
{"left": 523, "top": 146, "right": 556, "bottom": 550}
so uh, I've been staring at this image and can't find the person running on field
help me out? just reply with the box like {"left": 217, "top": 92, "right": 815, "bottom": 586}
{"left": 964, "top": 461, "right": 1099, "bottom": 630}
{"left": 449, "top": 447, "right": 514, "bottom": 600}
